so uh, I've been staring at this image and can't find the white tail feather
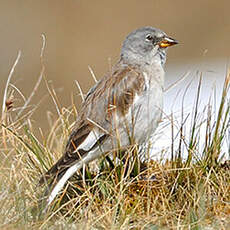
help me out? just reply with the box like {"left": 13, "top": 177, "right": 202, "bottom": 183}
{"left": 47, "top": 146, "right": 102, "bottom": 206}
{"left": 47, "top": 161, "right": 81, "bottom": 206}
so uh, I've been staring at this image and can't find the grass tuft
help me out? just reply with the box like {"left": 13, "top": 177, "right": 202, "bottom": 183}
{"left": 0, "top": 51, "right": 230, "bottom": 229}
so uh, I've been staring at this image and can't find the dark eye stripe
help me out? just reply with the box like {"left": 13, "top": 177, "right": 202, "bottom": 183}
{"left": 146, "top": 34, "right": 153, "bottom": 41}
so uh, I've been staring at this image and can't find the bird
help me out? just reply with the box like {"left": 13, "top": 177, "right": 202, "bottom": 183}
{"left": 39, "top": 26, "right": 178, "bottom": 207}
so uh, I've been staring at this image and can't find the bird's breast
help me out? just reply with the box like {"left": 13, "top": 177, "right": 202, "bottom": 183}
{"left": 119, "top": 81, "right": 163, "bottom": 144}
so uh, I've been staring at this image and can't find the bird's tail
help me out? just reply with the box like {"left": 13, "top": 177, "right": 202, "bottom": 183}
{"left": 39, "top": 133, "right": 109, "bottom": 208}
{"left": 38, "top": 149, "right": 87, "bottom": 186}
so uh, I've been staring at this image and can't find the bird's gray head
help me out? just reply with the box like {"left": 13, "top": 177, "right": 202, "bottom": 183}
{"left": 121, "top": 27, "right": 178, "bottom": 67}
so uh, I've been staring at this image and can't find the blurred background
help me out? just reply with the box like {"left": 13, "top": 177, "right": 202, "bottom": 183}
{"left": 1, "top": 0, "right": 230, "bottom": 137}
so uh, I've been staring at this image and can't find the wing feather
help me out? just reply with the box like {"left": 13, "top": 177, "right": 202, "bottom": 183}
{"left": 39, "top": 61, "right": 146, "bottom": 186}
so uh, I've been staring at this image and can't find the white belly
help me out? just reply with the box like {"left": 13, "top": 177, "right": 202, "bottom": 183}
{"left": 125, "top": 87, "right": 163, "bottom": 143}
{"left": 107, "top": 84, "right": 163, "bottom": 149}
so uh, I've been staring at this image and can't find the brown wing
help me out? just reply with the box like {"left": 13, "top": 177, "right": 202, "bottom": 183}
{"left": 39, "top": 60, "right": 146, "bottom": 185}
{"left": 39, "top": 121, "right": 93, "bottom": 185}
{"left": 81, "top": 62, "right": 146, "bottom": 126}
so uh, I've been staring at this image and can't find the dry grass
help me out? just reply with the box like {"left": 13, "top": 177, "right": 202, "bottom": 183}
{"left": 0, "top": 51, "right": 230, "bottom": 229}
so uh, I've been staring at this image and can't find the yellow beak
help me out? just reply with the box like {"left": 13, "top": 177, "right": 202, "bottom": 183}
{"left": 159, "top": 37, "right": 178, "bottom": 48}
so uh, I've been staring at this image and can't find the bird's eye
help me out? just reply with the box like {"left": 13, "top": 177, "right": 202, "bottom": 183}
{"left": 146, "top": 34, "right": 154, "bottom": 42}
